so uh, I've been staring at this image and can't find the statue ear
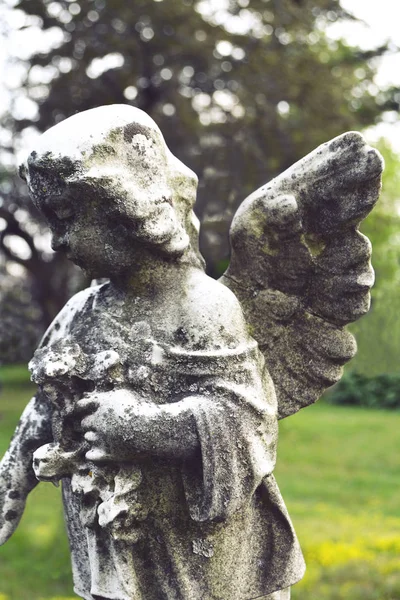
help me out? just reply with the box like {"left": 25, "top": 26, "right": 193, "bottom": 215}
{"left": 137, "top": 199, "right": 190, "bottom": 256}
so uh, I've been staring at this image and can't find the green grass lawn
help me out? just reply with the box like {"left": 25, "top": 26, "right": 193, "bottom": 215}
{"left": 0, "top": 365, "right": 399, "bottom": 600}
{"left": 277, "top": 402, "right": 400, "bottom": 600}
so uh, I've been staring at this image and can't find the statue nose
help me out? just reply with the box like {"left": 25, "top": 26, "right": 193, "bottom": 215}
{"left": 51, "top": 232, "right": 69, "bottom": 251}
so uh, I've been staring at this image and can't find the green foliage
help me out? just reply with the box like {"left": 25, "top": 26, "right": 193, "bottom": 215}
{"left": 326, "top": 372, "right": 400, "bottom": 410}
{"left": 360, "top": 140, "right": 400, "bottom": 288}
{"left": 0, "top": 363, "right": 31, "bottom": 387}
{"left": 349, "top": 141, "right": 400, "bottom": 375}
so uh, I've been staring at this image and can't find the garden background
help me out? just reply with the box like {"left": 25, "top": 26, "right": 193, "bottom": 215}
{"left": 1, "top": 0, "right": 400, "bottom": 598}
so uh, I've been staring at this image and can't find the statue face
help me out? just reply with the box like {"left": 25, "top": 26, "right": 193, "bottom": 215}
{"left": 34, "top": 178, "right": 136, "bottom": 277}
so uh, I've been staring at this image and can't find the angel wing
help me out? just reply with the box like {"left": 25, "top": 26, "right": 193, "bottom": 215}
{"left": 220, "top": 132, "right": 383, "bottom": 420}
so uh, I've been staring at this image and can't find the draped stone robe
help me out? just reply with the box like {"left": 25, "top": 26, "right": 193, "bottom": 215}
{"left": 29, "top": 281, "right": 305, "bottom": 600}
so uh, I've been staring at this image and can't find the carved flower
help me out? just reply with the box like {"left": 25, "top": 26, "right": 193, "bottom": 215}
{"left": 97, "top": 466, "right": 147, "bottom": 542}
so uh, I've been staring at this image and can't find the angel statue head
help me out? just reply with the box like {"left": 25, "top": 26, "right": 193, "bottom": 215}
{"left": 19, "top": 104, "right": 204, "bottom": 278}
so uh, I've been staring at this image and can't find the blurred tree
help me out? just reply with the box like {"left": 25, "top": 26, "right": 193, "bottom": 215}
{"left": 349, "top": 140, "right": 400, "bottom": 375}
{"left": 361, "top": 140, "right": 400, "bottom": 289}
{"left": 0, "top": 170, "right": 84, "bottom": 331}
{"left": 0, "top": 264, "right": 43, "bottom": 363}
{"left": 0, "top": 0, "right": 397, "bottom": 347}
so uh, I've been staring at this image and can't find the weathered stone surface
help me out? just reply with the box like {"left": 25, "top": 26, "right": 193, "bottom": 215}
{"left": 221, "top": 131, "right": 383, "bottom": 419}
{"left": 0, "top": 105, "right": 382, "bottom": 599}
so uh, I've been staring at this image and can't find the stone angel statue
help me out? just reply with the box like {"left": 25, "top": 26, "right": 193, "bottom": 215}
{"left": 0, "top": 105, "right": 382, "bottom": 600}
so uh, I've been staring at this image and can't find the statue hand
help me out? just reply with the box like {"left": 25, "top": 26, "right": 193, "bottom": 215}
{"left": 32, "top": 443, "right": 84, "bottom": 484}
{"left": 77, "top": 390, "right": 156, "bottom": 463}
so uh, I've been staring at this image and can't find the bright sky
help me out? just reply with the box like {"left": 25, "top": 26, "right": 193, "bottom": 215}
{"left": 334, "top": 0, "right": 400, "bottom": 83}
{"left": 329, "top": 0, "right": 400, "bottom": 150}
{"left": 0, "top": 0, "right": 400, "bottom": 152}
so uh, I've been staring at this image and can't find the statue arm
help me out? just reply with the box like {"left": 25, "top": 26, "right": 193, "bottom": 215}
{"left": 79, "top": 343, "right": 277, "bottom": 524}
{"left": 0, "top": 395, "right": 53, "bottom": 545}
{"left": 78, "top": 391, "right": 199, "bottom": 462}
{"left": 123, "top": 399, "right": 200, "bottom": 459}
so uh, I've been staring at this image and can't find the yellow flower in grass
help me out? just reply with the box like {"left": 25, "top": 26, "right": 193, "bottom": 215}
{"left": 307, "top": 540, "right": 374, "bottom": 566}
{"left": 45, "top": 597, "right": 78, "bottom": 600}
{"left": 41, "top": 596, "right": 78, "bottom": 600}
{"left": 0, "top": 594, "right": 9, "bottom": 600}
{"left": 372, "top": 536, "right": 400, "bottom": 554}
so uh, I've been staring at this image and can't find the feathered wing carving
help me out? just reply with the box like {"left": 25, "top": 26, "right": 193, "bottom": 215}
{"left": 220, "top": 132, "right": 383, "bottom": 419}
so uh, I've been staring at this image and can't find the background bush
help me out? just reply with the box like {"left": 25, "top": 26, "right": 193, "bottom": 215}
{"left": 327, "top": 371, "right": 400, "bottom": 410}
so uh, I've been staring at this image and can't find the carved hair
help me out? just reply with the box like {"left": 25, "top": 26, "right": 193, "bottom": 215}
{"left": 20, "top": 105, "right": 203, "bottom": 264}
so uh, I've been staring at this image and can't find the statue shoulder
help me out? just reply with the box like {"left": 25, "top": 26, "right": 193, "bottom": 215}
{"left": 171, "top": 271, "right": 251, "bottom": 351}
{"left": 39, "top": 284, "right": 102, "bottom": 348}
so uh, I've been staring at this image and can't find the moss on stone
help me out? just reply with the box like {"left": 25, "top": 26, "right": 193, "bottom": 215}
{"left": 301, "top": 233, "right": 326, "bottom": 257}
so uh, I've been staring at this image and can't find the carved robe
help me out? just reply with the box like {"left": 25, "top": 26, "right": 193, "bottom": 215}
{"left": 30, "top": 283, "right": 305, "bottom": 600}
